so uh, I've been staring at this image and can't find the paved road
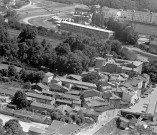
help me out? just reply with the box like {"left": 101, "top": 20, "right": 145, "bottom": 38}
{"left": 0, "top": 114, "right": 48, "bottom": 132}
{"left": 124, "top": 87, "right": 157, "bottom": 115}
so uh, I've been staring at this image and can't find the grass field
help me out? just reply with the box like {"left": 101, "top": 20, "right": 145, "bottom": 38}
{"left": 8, "top": 29, "right": 61, "bottom": 47}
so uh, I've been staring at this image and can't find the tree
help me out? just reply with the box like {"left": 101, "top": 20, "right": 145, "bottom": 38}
{"left": 66, "top": 53, "right": 83, "bottom": 74}
{"left": 121, "top": 47, "right": 137, "bottom": 60}
{"left": 82, "top": 72, "right": 100, "bottom": 85}
{"left": 8, "top": 65, "right": 17, "bottom": 77}
{"left": 3, "top": 119, "right": 25, "bottom": 135}
{"left": 0, "top": 26, "right": 10, "bottom": 43}
{"left": 22, "top": 82, "right": 31, "bottom": 89}
{"left": 65, "top": 116, "right": 73, "bottom": 124}
{"left": 11, "top": 91, "right": 28, "bottom": 109}
{"left": 0, "top": 69, "right": 8, "bottom": 77}
{"left": 55, "top": 43, "right": 71, "bottom": 56}
{"left": 18, "top": 26, "right": 37, "bottom": 43}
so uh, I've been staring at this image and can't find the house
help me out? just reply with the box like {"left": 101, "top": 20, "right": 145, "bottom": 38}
{"left": 84, "top": 98, "right": 109, "bottom": 109}
{"left": 31, "top": 83, "right": 49, "bottom": 91}
{"left": 72, "top": 100, "right": 82, "bottom": 108}
{"left": 59, "top": 78, "right": 97, "bottom": 89}
{"left": 66, "top": 90, "right": 80, "bottom": 96}
{"left": 30, "top": 101, "right": 55, "bottom": 113}
{"left": 26, "top": 92, "right": 55, "bottom": 105}
{"left": 49, "top": 83, "right": 63, "bottom": 92}
{"left": 42, "top": 90, "right": 54, "bottom": 97}
{"left": 61, "top": 94, "right": 80, "bottom": 101}
{"left": 57, "top": 105, "right": 73, "bottom": 115}
{"left": 67, "top": 74, "right": 82, "bottom": 81}
{"left": 121, "top": 87, "right": 138, "bottom": 105}
{"left": 43, "top": 120, "right": 81, "bottom": 135}
{"left": 29, "top": 126, "right": 45, "bottom": 135}
{"left": 84, "top": 89, "right": 102, "bottom": 99}
{"left": 109, "top": 93, "right": 121, "bottom": 109}
{"left": 56, "top": 99, "right": 72, "bottom": 107}
{"left": 43, "top": 72, "right": 54, "bottom": 83}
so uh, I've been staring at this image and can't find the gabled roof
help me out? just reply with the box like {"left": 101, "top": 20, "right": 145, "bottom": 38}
{"left": 61, "top": 94, "right": 80, "bottom": 101}
{"left": 26, "top": 92, "right": 53, "bottom": 101}
{"left": 66, "top": 90, "right": 80, "bottom": 95}
{"left": 84, "top": 89, "right": 101, "bottom": 98}
{"left": 35, "top": 83, "right": 49, "bottom": 90}
{"left": 31, "top": 101, "right": 54, "bottom": 110}
{"left": 59, "top": 78, "right": 97, "bottom": 89}
{"left": 56, "top": 99, "right": 72, "bottom": 105}
{"left": 67, "top": 74, "right": 82, "bottom": 81}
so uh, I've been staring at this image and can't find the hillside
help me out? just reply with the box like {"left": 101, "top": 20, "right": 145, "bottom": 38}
{"left": 48, "top": 0, "right": 157, "bottom": 12}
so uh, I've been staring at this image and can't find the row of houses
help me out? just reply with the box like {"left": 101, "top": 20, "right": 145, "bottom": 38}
{"left": 102, "top": 6, "right": 157, "bottom": 25}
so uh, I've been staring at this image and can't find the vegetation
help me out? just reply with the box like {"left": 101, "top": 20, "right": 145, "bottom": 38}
{"left": 142, "top": 61, "right": 157, "bottom": 82}
{"left": 2, "top": 119, "right": 26, "bottom": 135}
{"left": 11, "top": 90, "right": 28, "bottom": 109}
{"left": 48, "top": 0, "right": 157, "bottom": 12}
{"left": 50, "top": 110, "right": 85, "bottom": 125}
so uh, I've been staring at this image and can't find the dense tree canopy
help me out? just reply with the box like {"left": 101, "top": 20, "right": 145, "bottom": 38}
{"left": 3, "top": 119, "right": 25, "bottom": 135}
{"left": 11, "top": 90, "right": 28, "bottom": 109}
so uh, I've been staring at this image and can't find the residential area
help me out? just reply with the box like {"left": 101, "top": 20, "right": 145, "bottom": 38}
{"left": 0, "top": 0, "right": 157, "bottom": 135}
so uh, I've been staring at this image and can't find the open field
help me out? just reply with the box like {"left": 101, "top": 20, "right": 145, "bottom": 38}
{"left": 8, "top": 29, "right": 61, "bottom": 47}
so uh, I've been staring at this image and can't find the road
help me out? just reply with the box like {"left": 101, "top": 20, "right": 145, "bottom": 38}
{"left": 0, "top": 114, "right": 48, "bottom": 132}
{"left": 77, "top": 110, "right": 119, "bottom": 135}
{"left": 124, "top": 86, "right": 157, "bottom": 115}
{"left": 16, "top": 0, "right": 87, "bottom": 30}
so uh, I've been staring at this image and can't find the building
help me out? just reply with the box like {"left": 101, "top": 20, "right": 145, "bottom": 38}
{"left": 31, "top": 83, "right": 49, "bottom": 91}
{"left": 26, "top": 92, "right": 55, "bottom": 105}
{"left": 95, "top": 55, "right": 143, "bottom": 77}
{"left": 84, "top": 89, "right": 102, "bottom": 99}
{"left": 149, "top": 40, "right": 157, "bottom": 54}
{"left": 66, "top": 74, "right": 82, "bottom": 81}
{"left": 59, "top": 77, "right": 97, "bottom": 89}
{"left": 43, "top": 72, "right": 54, "bottom": 83}
{"left": 66, "top": 90, "right": 80, "bottom": 96}
{"left": 102, "top": 6, "right": 121, "bottom": 19}
{"left": 56, "top": 99, "right": 72, "bottom": 107}
{"left": 30, "top": 101, "right": 55, "bottom": 113}
{"left": 60, "top": 21, "right": 114, "bottom": 39}
{"left": 43, "top": 120, "right": 81, "bottom": 135}
{"left": 60, "top": 93, "right": 80, "bottom": 101}
{"left": 109, "top": 94, "right": 121, "bottom": 109}
{"left": 29, "top": 126, "right": 45, "bottom": 135}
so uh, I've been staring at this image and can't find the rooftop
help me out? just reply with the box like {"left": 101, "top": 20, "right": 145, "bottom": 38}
{"left": 45, "top": 72, "right": 54, "bottom": 77}
{"left": 56, "top": 99, "right": 72, "bottom": 105}
{"left": 33, "top": 83, "right": 49, "bottom": 90}
{"left": 44, "top": 120, "right": 80, "bottom": 135}
{"left": 84, "top": 89, "right": 101, "bottom": 98}
{"left": 61, "top": 21, "right": 114, "bottom": 34}
{"left": 30, "top": 101, "right": 54, "bottom": 110}
{"left": 66, "top": 90, "right": 80, "bottom": 95}
{"left": 26, "top": 92, "right": 53, "bottom": 101}
{"left": 67, "top": 74, "right": 82, "bottom": 81}
{"left": 59, "top": 78, "right": 97, "bottom": 89}
{"left": 61, "top": 93, "right": 80, "bottom": 101}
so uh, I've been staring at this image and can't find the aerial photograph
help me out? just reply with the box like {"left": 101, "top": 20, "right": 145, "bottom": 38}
{"left": 0, "top": 0, "right": 157, "bottom": 135}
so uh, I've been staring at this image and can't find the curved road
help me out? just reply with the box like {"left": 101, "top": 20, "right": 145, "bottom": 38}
{"left": 17, "top": 0, "right": 86, "bottom": 29}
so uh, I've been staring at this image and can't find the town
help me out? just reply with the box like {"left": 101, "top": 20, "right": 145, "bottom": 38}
{"left": 0, "top": 0, "right": 157, "bottom": 135}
